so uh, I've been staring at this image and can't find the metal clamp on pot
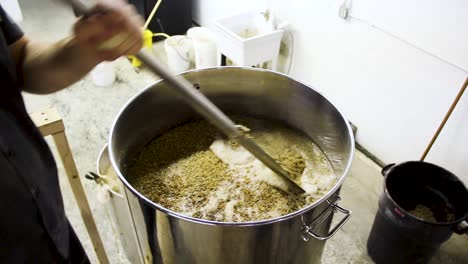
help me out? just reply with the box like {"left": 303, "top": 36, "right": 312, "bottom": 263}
{"left": 301, "top": 196, "right": 352, "bottom": 241}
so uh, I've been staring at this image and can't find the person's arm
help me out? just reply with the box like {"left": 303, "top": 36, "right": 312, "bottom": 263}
{"left": 8, "top": 1, "right": 143, "bottom": 94}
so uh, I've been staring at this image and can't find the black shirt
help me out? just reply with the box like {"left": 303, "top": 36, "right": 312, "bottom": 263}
{"left": 0, "top": 5, "right": 70, "bottom": 262}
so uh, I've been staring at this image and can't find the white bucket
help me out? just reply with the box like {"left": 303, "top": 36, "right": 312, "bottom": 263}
{"left": 164, "top": 35, "right": 192, "bottom": 73}
{"left": 91, "top": 62, "right": 115, "bottom": 87}
{"left": 187, "top": 27, "right": 218, "bottom": 69}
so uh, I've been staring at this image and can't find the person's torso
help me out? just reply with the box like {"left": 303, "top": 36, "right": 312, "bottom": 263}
{"left": 0, "top": 10, "right": 69, "bottom": 261}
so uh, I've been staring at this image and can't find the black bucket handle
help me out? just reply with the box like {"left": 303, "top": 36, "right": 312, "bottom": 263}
{"left": 381, "top": 163, "right": 395, "bottom": 177}
{"left": 454, "top": 220, "right": 468, "bottom": 235}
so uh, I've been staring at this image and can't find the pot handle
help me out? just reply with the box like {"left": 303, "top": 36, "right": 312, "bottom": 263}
{"left": 96, "top": 144, "right": 109, "bottom": 175}
{"left": 454, "top": 220, "right": 468, "bottom": 235}
{"left": 381, "top": 163, "right": 396, "bottom": 177}
{"left": 301, "top": 196, "right": 352, "bottom": 241}
{"left": 95, "top": 144, "right": 123, "bottom": 198}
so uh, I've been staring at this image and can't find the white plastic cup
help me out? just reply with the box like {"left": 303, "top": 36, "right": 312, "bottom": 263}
{"left": 187, "top": 27, "right": 218, "bottom": 69}
{"left": 91, "top": 62, "right": 115, "bottom": 87}
{"left": 164, "top": 35, "right": 192, "bottom": 73}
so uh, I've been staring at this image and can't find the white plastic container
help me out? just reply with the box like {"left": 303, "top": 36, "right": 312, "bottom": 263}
{"left": 187, "top": 27, "right": 219, "bottom": 69}
{"left": 91, "top": 62, "right": 116, "bottom": 87}
{"left": 164, "top": 35, "right": 192, "bottom": 73}
{"left": 0, "top": 0, "right": 23, "bottom": 22}
{"left": 213, "top": 13, "right": 283, "bottom": 70}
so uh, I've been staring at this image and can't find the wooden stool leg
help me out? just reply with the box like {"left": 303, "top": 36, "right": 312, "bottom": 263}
{"left": 52, "top": 131, "right": 109, "bottom": 264}
{"left": 31, "top": 108, "right": 109, "bottom": 264}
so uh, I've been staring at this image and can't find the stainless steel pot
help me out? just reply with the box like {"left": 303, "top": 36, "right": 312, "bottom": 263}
{"left": 108, "top": 67, "right": 355, "bottom": 263}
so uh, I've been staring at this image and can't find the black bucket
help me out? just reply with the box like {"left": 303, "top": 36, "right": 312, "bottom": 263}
{"left": 367, "top": 161, "right": 468, "bottom": 264}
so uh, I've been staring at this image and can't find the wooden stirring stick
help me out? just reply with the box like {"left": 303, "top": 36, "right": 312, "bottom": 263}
{"left": 420, "top": 77, "right": 468, "bottom": 161}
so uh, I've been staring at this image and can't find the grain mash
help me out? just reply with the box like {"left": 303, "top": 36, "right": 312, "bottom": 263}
{"left": 127, "top": 117, "right": 336, "bottom": 222}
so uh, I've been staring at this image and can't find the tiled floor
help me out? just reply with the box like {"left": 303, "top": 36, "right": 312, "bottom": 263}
{"left": 16, "top": 0, "right": 468, "bottom": 263}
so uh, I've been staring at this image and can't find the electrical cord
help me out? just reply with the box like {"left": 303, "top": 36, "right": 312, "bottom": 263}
{"left": 144, "top": 0, "right": 163, "bottom": 30}
{"left": 348, "top": 14, "right": 467, "bottom": 74}
{"left": 339, "top": 0, "right": 467, "bottom": 74}
{"left": 286, "top": 30, "right": 294, "bottom": 74}
{"left": 153, "top": 33, "right": 170, "bottom": 39}
{"left": 168, "top": 36, "right": 192, "bottom": 62}
{"left": 146, "top": 3, "right": 190, "bottom": 65}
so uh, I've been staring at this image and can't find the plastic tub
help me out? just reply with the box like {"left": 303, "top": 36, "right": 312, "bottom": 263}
{"left": 213, "top": 13, "right": 283, "bottom": 70}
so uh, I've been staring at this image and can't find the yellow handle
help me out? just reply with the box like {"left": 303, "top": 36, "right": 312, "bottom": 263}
{"left": 129, "top": 30, "right": 154, "bottom": 67}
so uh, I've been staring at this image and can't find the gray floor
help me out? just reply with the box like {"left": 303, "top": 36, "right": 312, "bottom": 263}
{"left": 17, "top": 0, "right": 467, "bottom": 263}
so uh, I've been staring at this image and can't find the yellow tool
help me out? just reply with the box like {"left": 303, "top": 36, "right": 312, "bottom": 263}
{"left": 129, "top": 29, "right": 154, "bottom": 67}
{"left": 130, "top": 0, "right": 166, "bottom": 67}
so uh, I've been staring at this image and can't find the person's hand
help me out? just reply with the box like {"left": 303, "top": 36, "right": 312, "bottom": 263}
{"left": 72, "top": 0, "right": 144, "bottom": 62}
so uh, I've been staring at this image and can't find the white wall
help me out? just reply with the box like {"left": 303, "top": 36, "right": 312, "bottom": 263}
{"left": 352, "top": 0, "right": 468, "bottom": 71}
{"left": 192, "top": 0, "right": 266, "bottom": 27}
{"left": 193, "top": 0, "right": 468, "bottom": 184}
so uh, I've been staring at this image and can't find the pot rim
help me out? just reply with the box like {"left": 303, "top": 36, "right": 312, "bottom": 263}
{"left": 108, "top": 66, "right": 355, "bottom": 226}
{"left": 383, "top": 161, "right": 468, "bottom": 226}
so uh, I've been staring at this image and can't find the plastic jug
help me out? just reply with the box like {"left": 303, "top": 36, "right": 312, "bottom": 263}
{"left": 187, "top": 27, "right": 218, "bottom": 69}
{"left": 164, "top": 35, "right": 192, "bottom": 73}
